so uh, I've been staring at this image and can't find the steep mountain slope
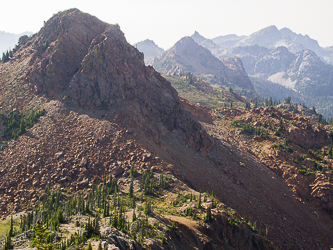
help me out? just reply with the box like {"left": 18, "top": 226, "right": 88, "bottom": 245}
{"left": 214, "top": 105, "right": 333, "bottom": 216}
{"left": 134, "top": 39, "right": 164, "bottom": 65}
{"left": 250, "top": 77, "right": 304, "bottom": 104}
{"left": 153, "top": 37, "right": 254, "bottom": 90}
{"left": 0, "top": 9, "right": 333, "bottom": 250}
{"left": 191, "top": 31, "right": 220, "bottom": 51}
{"left": 0, "top": 31, "right": 32, "bottom": 55}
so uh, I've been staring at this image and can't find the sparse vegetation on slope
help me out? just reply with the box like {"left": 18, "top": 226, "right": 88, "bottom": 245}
{"left": 164, "top": 74, "right": 249, "bottom": 109}
{"left": 214, "top": 105, "right": 333, "bottom": 216}
{"left": 0, "top": 108, "right": 45, "bottom": 145}
{"left": 0, "top": 169, "right": 276, "bottom": 250}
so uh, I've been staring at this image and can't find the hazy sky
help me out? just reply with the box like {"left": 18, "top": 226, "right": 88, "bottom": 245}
{"left": 1, "top": 0, "right": 333, "bottom": 50}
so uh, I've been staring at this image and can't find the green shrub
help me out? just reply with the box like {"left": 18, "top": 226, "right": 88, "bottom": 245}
{"left": 298, "top": 169, "right": 311, "bottom": 176}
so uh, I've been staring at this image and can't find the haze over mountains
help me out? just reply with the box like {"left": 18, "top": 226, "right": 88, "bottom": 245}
{"left": 134, "top": 39, "right": 164, "bottom": 65}
{"left": 136, "top": 25, "right": 333, "bottom": 117}
{"left": 152, "top": 36, "right": 253, "bottom": 91}
{"left": 0, "top": 31, "right": 32, "bottom": 55}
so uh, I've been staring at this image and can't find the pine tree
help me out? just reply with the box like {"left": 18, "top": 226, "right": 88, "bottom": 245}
{"left": 97, "top": 241, "right": 102, "bottom": 250}
{"left": 129, "top": 162, "right": 137, "bottom": 178}
{"left": 128, "top": 178, "right": 134, "bottom": 198}
{"left": 197, "top": 192, "right": 202, "bottom": 209}
{"left": 32, "top": 221, "right": 59, "bottom": 249}
{"left": 144, "top": 199, "right": 151, "bottom": 216}
{"left": 93, "top": 214, "right": 101, "bottom": 236}
{"left": 8, "top": 215, "right": 13, "bottom": 237}
{"left": 205, "top": 206, "right": 212, "bottom": 222}
{"left": 103, "top": 168, "right": 107, "bottom": 187}
{"left": 3, "top": 234, "right": 13, "bottom": 250}
{"left": 86, "top": 241, "right": 92, "bottom": 250}
{"left": 132, "top": 207, "right": 136, "bottom": 222}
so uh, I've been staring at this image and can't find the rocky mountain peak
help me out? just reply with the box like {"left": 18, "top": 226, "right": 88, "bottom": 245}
{"left": 191, "top": 31, "right": 206, "bottom": 44}
{"left": 15, "top": 9, "right": 212, "bottom": 153}
{"left": 237, "top": 25, "right": 281, "bottom": 48}
{"left": 25, "top": 8, "right": 111, "bottom": 97}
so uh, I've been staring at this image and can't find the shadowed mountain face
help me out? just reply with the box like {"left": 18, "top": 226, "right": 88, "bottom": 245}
{"left": 153, "top": 36, "right": 254, "bottom": 90}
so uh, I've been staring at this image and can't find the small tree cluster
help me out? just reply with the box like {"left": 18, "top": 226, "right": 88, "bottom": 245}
{"left": 1, "top": 50, "right": 12, "bottom": 63}
{"left": 1, "top": 108, "right": 45, "bottom": 141}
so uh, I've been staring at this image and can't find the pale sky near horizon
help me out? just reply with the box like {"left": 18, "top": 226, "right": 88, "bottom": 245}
{"left": 1, "top": 0, "right": 333, "bottom": 50}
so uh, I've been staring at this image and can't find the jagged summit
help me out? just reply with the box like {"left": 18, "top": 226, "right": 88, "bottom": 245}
{"left": 191, "top": 31, "right": 206, "bottom": 44}
{"left": 153, "top": 36, "right": 254, "bottom": 90}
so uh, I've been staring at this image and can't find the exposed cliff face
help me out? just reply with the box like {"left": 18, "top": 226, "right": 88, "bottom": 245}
{"left": 153, "top": 37, "right": 254, "bottom": 90}
{"left": 25, "top": 9, "right": 110, "bottom": 97}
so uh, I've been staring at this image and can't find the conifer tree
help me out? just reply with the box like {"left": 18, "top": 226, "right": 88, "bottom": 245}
{"left": 144, "top": 199, "right": 151, "bottom": 216}
{"left": 103, "top": 169, "right": 107, "bottom": 188}
{"left": 3, "top": 234, "right": 13, "bottom": 250}
{"left": 205, "top": 206, "right": 212, "bottom": 222}
{"left": 197, "top": 192, "right": 202, "bottom": 208}
{"left": 129, "top": 178, "right": 134, "bottom": 198}
{"left": 132, "top": 207, "right": 136, "bottom": 222}
{"left": 8, "top": 215, "right": 13, "bottom": 237}
{"left": 86, "top": 241, "right": 92, "bottom": 250}
{"left": 97, "top": 241, "right": 102, "bottom": 250}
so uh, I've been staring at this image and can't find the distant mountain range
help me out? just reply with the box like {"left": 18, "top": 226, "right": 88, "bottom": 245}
{"left": 194, "top": 26, "right": 333, "bottom": 64}
{"left": 152, "top": 36, "right": 253, "bottom": 90}
{"left": 0, "top": 31, "right": 33, "bottom": 55}
{"left": 191, "top": 29, "right": 333, "bottom": 117}
{"left": 135, "top": 26, "right": 333, "bottom": 117}
{"left": 134, "top": 39, "right": 164, "bottom": 65}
